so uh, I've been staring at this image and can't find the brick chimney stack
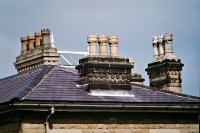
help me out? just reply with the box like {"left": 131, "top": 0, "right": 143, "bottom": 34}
{"left": 14, "top": 29, "right": 59, "bottom": 73}
{"left": 146, "top": 32, "right": 184, "bottom": 93}
{"left": 76, "top": 34, "right": 133, "bottom": 91}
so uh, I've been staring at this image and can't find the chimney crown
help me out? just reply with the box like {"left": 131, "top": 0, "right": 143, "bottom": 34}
{"left": 34, "top": 32, "right": 42, "bottom": 37}
{"left": 163, "top": 32, "right": 173, "bottom": 41}
{"left": 27, "top": 35, "right": 35, "bottom": 40}
{"left": 108, "top": 35, "right": 118, "bottom": 44}
{"left": 87, "top": 34, "right": 98, "bottom": 43}
{"left": 41, "top": 29, "right": 50, "bottom": 35}
{"left": 98, "top": 35, "right": 108, "bottom": 43}
{"left": 152, "top": 36, "right": 158, "bottom": 45}
{"left": 21, "top": 36, "right": 28, "bottom": 42}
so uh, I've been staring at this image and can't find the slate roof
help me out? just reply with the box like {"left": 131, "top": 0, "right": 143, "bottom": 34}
{"left": 0, "top": 65, "right": 199, "bottom": 104}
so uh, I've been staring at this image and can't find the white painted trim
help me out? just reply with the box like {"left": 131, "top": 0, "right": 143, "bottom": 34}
{"left": 89, "top": 89, "right": 135, "bottom": 97}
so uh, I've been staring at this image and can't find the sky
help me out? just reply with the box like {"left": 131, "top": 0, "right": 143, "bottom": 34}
{"left": 0, "top": 0, "right": 199, "bottom": 97}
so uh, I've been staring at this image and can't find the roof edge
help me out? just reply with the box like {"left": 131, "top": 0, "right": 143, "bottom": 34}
{"left": 131, "top": 83, "right": 200, "bottom": 101}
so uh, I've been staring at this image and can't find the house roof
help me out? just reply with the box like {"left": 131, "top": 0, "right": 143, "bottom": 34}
{"left": 0, "top": 65, "right": 199, "bottom": 105}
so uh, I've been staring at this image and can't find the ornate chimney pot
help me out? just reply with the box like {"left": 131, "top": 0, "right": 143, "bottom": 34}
{"left": 108, "top": 35, "right": 118, "bottom": 57}
{"left": 87, "top": 34, "right": 98, "bottom": 56}
{"left": 152, "top": 35, "right": 159, "bottom": 61}
{"left": 163, "top": 32, "right": 177, "bottom": 59}
{"left": 158, "top": 35, "right": 164, "bottom": 59}
{"left": 98, "top": 35, "right": 108, "bottom": 56}
{"left": 34, "top": 32, "right": 42, "bottom": 48}
{"left": 21, "top": 36, "right": 28, "bottom": 54}
{"left": 27, "top": 35, "right": 35, "bottom": 50}
{"left": 41, "top": 29, "right": 50, "bottom": 48}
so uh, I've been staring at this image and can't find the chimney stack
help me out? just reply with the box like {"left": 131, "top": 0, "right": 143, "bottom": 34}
{"left": 108, "top": 35, "right": 119, "bottom": 57}
{"left": 87, "top": 34, "right": 98, "bottom": 56}
{"left": 146, "top": 32, "right": 184, "bottom": 93}
{"left": 76, "top": 34, "right": 132, "bottom": 91}
{"left": 14, "top": 29, "right": 59, "bottom": 73}
{"left": 98, "top": 35, "right": 108, "bottom": 56}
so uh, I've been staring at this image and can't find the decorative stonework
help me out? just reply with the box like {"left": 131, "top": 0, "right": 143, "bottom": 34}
{"left": 146, "top": 33, "right": 184, "bottom": 93}
{"left": 14, "top": 29, "right": 59, "bottom": 73}
{"left": 76, "top": 56, "right": 132, "bottom": 90}
{"left": 129, "top": 58, "right": 145, "bottom": 85}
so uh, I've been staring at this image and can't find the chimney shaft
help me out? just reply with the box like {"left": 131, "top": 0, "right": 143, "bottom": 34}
{"left": 21, "top": 36, "right": 28, "bottom": 54}
{"left": 108, "top": 36, "right": 118, "bottom": 57}
{"left": 98, "top": 35, "right": 108, "bottom": 56}
{"left": 27, "top": 35, "right": 35, "bottom": 50}
{"left": 41, "top": 29, "right": 50, "bottom": 48}
{"left": 34, "top": 32, "right": 42, "bottom": 48}
{"left": 14, "top": 28, "right": 59, "bottom": 73}
{"left": 146, "top": 32, "right": 184, "bottom": 93}
{"left": 87, "top": 35, "right": 98, "bottom": 56}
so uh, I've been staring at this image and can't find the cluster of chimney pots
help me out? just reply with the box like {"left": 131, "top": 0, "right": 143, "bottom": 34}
{"left": 87, "top": 34, "right": 119, "bottom": 57}
{"left": 152, "top": 32, "right": 176, "bottom": 61}
{"left": 20, "top": 29, "right": 52, "bottom": 54}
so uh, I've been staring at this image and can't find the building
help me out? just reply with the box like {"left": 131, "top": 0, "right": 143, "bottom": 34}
{"left": 0, "top": 29, "right": 199, "bottom": 133}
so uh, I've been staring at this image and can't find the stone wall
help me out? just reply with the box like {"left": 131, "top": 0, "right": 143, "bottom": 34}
{"left": 19, "top": 123, "right": 199, "bottom": 133}
{"left": 17, "top": 112, "right": 199, "bottom": 133}
{"left": 0, "top": 111, "right": 198, "bottom": 133}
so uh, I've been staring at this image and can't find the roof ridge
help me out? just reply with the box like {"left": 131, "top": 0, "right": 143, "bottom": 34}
{"left": 12, "top": 65, "right": 56, "bottom": 101}
{"left": 58, "top": 67, "right": 78, "bottom": 75}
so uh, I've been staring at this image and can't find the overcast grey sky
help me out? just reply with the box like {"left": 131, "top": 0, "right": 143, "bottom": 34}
{"left": 0, "top": 0, "right": 199, "bottom": 96}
